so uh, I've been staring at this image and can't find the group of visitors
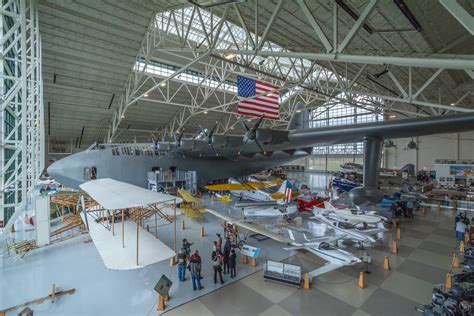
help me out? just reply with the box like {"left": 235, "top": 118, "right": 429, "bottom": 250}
{"left": 176, "top": 233, "right": 238, "bottom": 291}
{"left": 212, "top": 234, "right": 237, "bottom": 284}
{"left": 390, "top": 200, "right": 415, "bottom": 219}
{"left": 177, "top": 238, "right": 203, "bottom": 291}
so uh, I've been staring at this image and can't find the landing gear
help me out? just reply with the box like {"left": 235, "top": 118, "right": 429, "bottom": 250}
{"left": 358, "top": 241, "right": 365, "bottom": 250}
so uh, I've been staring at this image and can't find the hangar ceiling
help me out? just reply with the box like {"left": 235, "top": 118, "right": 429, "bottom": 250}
{"left": 40, "top": 0, "right": 474, "bottom": 154}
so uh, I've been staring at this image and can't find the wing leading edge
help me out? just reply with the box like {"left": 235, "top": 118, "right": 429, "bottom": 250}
{"left": 288, "top": 112, "right": 474, "bottom": 148}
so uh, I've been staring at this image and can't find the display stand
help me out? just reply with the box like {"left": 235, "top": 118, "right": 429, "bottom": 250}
{"left": 263, "top": 260, "right": 302, "bottom": 288}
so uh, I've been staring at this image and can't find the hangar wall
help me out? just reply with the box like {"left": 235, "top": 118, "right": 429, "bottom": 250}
{"left": 384, "top": 131, "right": 474, "bottom": 171}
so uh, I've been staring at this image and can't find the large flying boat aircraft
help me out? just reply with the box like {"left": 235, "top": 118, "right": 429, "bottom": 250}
{"left": 47, "top": 102, "right": 474, "bottom": 205}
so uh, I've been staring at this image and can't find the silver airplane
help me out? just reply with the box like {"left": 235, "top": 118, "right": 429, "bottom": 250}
{"left": 205, "top": 208, "right": 361, "bottom": 276}
{"left": 47, "top": 102, "right": 474, "bottom": 205}
{"left": 310, "top": 212, "right": 386, "bottom": 249}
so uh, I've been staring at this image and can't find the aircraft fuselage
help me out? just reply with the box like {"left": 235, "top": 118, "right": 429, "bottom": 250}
{"left": 47, "top": 143, "right": 309, "bottom": 189}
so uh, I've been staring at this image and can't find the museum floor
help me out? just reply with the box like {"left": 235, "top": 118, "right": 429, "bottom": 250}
{"left": 165, "top": 209, "right": 458, "bottom": 316}
{"left": 0, "top": 173, "right": 459, "bottom": 315}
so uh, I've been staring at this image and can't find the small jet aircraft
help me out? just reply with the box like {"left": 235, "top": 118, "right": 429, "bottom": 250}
{"left": 320, "top": 202, "right": 387, "bottom": 227}
{"left": 310, "top": 211, "right": 386, "bottom": 249}
{"left": 205, "top": 208, "right": 361, "bottom": 277}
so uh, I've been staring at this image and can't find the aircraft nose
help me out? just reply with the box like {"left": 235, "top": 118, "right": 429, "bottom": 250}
{"left": 47, "top": 160, "right": 64, "bottom": 179}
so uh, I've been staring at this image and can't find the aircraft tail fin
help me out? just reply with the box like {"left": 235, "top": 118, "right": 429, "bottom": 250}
{"left": 287, "top": 102, "right": 309, "bottom": 130}
{"left": 288, "top": 229, "right": 296, "bottom": 241}
{"left": 323, "top": 201, "right": 336, "bottom": 210}
{"left": 277, "top": 180, "right": 289, "bottom": 193}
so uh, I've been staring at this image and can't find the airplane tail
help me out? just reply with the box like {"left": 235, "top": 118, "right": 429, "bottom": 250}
{"left": 277, "top": 180, "right": 289, "bottom": 193}
{"left": 287, "top": 102, "right": 309, "bottom": 130}
{"left": 288, "top": 229, "right": 296, "bottom": 241}
{"left": 323, "top": 201, "right": 336, "bottom": 210}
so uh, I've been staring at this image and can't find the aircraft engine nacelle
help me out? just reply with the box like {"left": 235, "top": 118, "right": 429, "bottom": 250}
{"left": 211, "top": 135, "right": 241, "bottom": 148}
{"left": 156, "top": 142, "right": 174, "bottom": 151}
{"left": 349, "top": 186, "right": 384, "bottom": 206}
{"left": 228, "top": 177, "right": 242, "bottom": 185}
{"left": 180, "top": 139, "right": 207, "bottom": 151}
{"left": 247, "top": 176, "right": 261, "bottom": 183}
{"left": 256, "top": 129, "right": 289, "bottom": 145}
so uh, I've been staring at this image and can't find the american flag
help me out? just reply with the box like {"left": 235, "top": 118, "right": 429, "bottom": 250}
{"left": 284, "top": 181, "right": 293, "bottom": 204}
{"left": 237, "top": 76, "right": 280, "bottom": 120}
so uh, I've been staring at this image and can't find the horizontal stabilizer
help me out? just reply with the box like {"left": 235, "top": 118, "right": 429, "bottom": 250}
{"left": 308, "top": 262, "right": 343, "bottom": 278}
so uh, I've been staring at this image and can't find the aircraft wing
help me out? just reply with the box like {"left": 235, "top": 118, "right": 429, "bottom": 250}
{"left": 308, "top": 262, "right": 344, "bottom": 278}
{"left": 288, "top": 112, "right": 474, "bottom": 148}
{"left": 205, "top": 183, "right": 254, "bottom": 191}
{"left": 205, "top": 208, "right": 294, "bottom": 244}
{"left": 361, "top": 228, "right": 386, "bottom": 235}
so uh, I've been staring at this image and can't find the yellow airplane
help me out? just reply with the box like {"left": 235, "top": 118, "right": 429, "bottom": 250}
{"left": 206, "top": 177, "right": 297, "bottom": 202}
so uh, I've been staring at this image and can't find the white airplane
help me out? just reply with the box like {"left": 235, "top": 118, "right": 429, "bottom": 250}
{"left": 234, "top": 201, "right": 298, "bottom": 221}
{"left": 310, "top": 212, "right": 386, "bottom": 249}
{"left": 205, "top": 208, "right": 361, "bottom": 277}
{"left": 320, "top": 201, "right": 387, "bottom": 227}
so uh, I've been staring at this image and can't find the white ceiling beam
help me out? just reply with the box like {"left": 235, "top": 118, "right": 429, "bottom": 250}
{"left": 412, "top": 68, "right": 444, "bottom": 99}
{"left": 439, "top": 0, "right": 474, "bottom": 35}
{"left": 453, "top": 91, "right": 472, "bottom": 106}
{"left": 182, "top": 49, "right": 474, "bottom": 70}
{"left": 348, "top": 64, "right": 367, "bottom": 89}
{"left": 257, "top": 0, "right": 284, "bottom": 51}
{"left": 297, "top": 0, "right": 332, "bottom": 52}
{"left": 338, "top": 0, "right": 378, "bottom": 53}
{"left": 387, "top": 71, "right": 408, "bottom": 98}
{"left": 466, "top": 69, "right": 474, "bottom": 79}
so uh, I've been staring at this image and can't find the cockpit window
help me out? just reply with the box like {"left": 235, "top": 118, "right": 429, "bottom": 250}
{"left": 318, "top": 242, "right": 335, "bottom": 250}
{"left": 338, "top": 222, "right": 355, "bottom": 229}
{"left": 84, "top": 167, "right": 97, "bottom": 181}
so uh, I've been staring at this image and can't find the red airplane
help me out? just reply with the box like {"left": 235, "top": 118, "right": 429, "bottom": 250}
{"left": 297, "top": 196, "right": 328, "bottom": 212}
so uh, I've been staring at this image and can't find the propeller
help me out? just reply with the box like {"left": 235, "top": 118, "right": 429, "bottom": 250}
{"left": 173, "top": 129, "right": 185, "bottom": 147}
{"left": 199, "top": 121, "right": 219, "bottom": 156}
{"left": 238, "top": 115, "right": 266, "bottom": 155}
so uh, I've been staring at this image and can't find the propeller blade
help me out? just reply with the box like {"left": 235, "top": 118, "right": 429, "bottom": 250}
{"left": 209, "top": 121, "right": 218, "bottom": 138}
{"left": 238, "top": 139, "right": 249, "bottom": 155}
{"left": 252, "top": 115, "right": 265, "bottom": 132}
{"left": 210, "top": 143, "right": 219, "bottom": 157}
{"left": 240, "top": 118, "right": 250, "bottom": 131}
{"left": 254, "top": 139, "right": 266, "bottom": 155}
{"left": 177, "top": 129, "right": 184, "bottom": 143}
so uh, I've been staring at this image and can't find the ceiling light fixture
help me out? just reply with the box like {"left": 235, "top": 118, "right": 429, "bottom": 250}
{"left": 389, "top": 114, "right": 396, "bottom": 118}
{"left": 121, "top": 114, "right": 125, "bottom": 119}
{"left": 160, "top": 82, "right": 167, "bottom": 87}
{"left": 204, "top": 111, "right": 208, "bottom": 114}
{"left": 450, "top": 103, "right": 455, "bottom": 106}
{"left": 144, "top": 93, "right": 148, "bottom": 97}
{"left": 224, "top": 53, "right": 235, "bottom": 60}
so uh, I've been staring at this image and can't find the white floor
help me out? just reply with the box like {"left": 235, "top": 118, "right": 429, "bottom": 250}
{"left": 0, "top": 201, "right": 292, "bottom": 315}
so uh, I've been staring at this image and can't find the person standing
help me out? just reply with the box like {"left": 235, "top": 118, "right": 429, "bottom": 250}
{"left": 189, "top": 254, "right": 203, "bottom": 291}
{"left": 223, "top": 237, "right": 231, "bottom": 274}
{"left": 177, "top": 249, "right": 187, "bottom": 282}
{"left": 216, "top": 234, "right": 223, "bottom": 252}
{"left": 189, "top": 250, "right": 203, "bottom": 279}
{"left": 229, "top": 249, "right": 237, "bottom": 278}
{"left": 444, "top": 194, "right": 450, "bottom": 207}
{"left": 182, "top": 238, "right": 193, "bottom": 257}
{"left": 212, "top": 251, "right": 224, "bottom": 285}
{"left": 406, "top": 200, "right": 414, "bottom": 219}
{"left": 456, "top": 219, "right": 467, "bottom": 244}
